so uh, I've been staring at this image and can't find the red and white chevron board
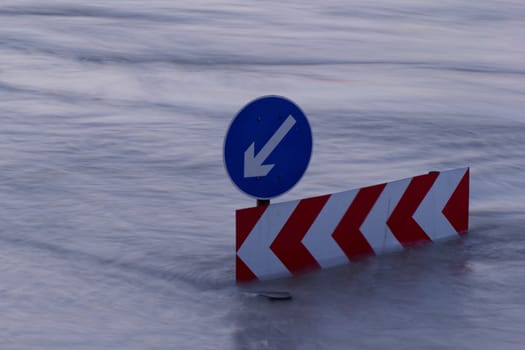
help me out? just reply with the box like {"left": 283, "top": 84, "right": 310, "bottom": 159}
{"left": 236, "top": 167, "right": 469, "bottom": 282}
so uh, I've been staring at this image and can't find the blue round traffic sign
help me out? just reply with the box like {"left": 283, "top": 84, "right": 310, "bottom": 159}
{"left": 224, "top": 95, "right": 312, "bottom": 199}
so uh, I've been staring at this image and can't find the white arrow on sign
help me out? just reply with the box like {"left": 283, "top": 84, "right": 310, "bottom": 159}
{"left": 244, "top": 115, "right": 296, "bottom": 178}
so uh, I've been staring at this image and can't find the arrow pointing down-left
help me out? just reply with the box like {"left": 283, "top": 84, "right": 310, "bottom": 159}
{"left": 244, "top": 115, "right": 296, "bottom": 178}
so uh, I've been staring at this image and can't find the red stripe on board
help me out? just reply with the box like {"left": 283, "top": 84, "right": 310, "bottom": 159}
{"left": 236, "top": 255, "right": 258, "bottom": 282}
{"left": 332, "top": 184, "right": 385, "bottom": 260}
{"left": 236, "top": 205, "right": 268, "bottom": 251}
{"left": 387, "top": 172, "right": 438, "bottom": 246}
{"left": 443, "top": 168, "right": 469, "bottom": 235}
{"left": 270, "top": 195, "right": 330, "bottom": 274}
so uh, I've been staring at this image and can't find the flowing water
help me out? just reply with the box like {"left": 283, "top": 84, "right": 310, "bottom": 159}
{"left": 1, "top": 1, "right": 524, "bottom": 349}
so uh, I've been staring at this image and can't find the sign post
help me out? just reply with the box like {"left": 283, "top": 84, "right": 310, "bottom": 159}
{"left": 225, "top": 96, "right": 470, "bottom": 283}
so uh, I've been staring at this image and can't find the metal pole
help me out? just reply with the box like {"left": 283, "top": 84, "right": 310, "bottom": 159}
{"left": 256, "top": 199, "right": 270, "bottom": 207}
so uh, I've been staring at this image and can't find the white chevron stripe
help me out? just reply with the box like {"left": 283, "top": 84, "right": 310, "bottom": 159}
{"left": 413, "top": 168, "right": 467, "bottom": 241}
{"left": 302, "top": 189, "right": 358, "bottom": 268}
{"left": 360, "top": 178, "right": 408, "bottom": 254}
{"left": 237, "top": 200, "right": 299, "bottom": 280}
